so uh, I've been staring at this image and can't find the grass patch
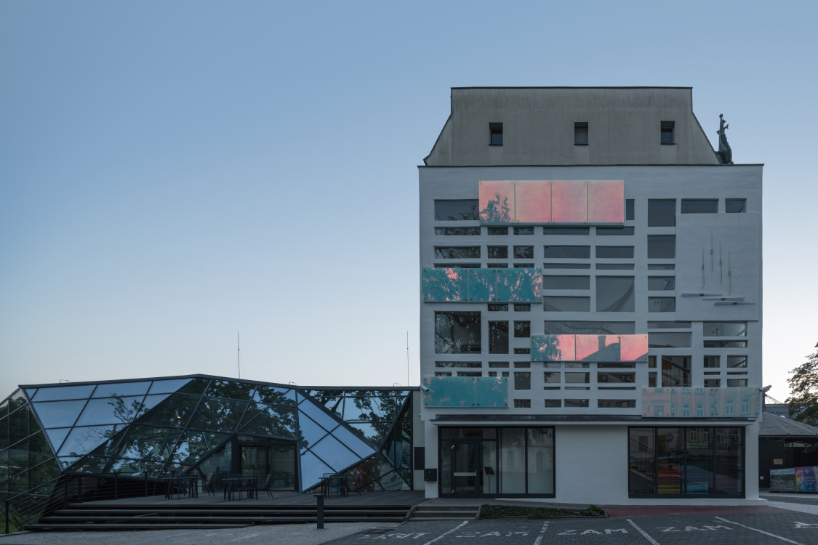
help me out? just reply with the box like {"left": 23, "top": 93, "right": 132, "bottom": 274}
{"left": 479, "top": 503, "right": 604, "bottom": 519}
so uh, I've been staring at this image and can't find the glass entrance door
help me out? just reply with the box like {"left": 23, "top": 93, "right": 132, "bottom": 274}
{"left": 239, "top": 442, "right": 298, "bottom": 490}
{"left": 450, "top": 441, "right": 479, "bottom": 496}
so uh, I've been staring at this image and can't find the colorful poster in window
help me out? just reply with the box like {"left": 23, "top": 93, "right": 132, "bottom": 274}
{"left": 796, "top": 467, "right": 818, "bottom": 492}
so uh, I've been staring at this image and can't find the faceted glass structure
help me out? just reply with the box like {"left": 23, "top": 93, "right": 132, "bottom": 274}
{"left": 1, "top": 375, "right": 415, "bottom": 501}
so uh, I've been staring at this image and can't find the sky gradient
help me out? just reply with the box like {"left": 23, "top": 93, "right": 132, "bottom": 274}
{"left": 1, "top": 1, "right": 816, "bottom": 401}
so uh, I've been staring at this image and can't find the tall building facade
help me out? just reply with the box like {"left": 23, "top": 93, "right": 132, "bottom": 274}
{"left": 419, "top": 87, "right": 763, "bottom": 503}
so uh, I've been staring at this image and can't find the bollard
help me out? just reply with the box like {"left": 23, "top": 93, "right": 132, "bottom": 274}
{"left": 5, "top": 500, "right": 9, "bottom": 534}
{"left": 314, "top": 494, "right": 324, "bottom": 529}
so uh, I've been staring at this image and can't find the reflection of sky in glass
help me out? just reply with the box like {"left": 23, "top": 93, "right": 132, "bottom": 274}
{"left": 92, "top": 382, "right": 151, "bottom": 398}
{"left": 300, "top": 450, "right": 333, "bottom": 490}
{"left": 148, "top": 379, "right": 192, "bottom": 395}
{"left": 32, "top": 385, "right": 95, "bottom": 402}
{"left": 588, "top": 180, "right": 624, "bottom": 223}
{"left": 33, "top": 400, "right": 86, "bottom": 428}
{"left": 58, "top": 424, "right": 123, "bottom": 457}
{"left": 575, "top": 335, "right": 620, "bottom": 361}
{"left": 331, "top": 426, "right": 376, "bottom": 458}
{"left": 45, "top": 428, "right": 71, "bottom": 453}
{"left": 551, "top": 181, "right": 587, "bottom": 223}
{"left": 479, "top": 181, "right": 514, "bottom": 223}
{"left": 75, "top": 396, "right": 146, "bottom": 426}
{"left": 310, "top": 433, "right": 358, "bottom": 472}
{"left": 515, "top": 181, "right": 550, "bottom": 223}
{"left": 621, "top": 334, "right": 649, "bottom": 362}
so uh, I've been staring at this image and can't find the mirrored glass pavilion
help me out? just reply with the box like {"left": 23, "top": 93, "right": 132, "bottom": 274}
{"left": 0, "top": 375, "right": 415, "bottom": 500}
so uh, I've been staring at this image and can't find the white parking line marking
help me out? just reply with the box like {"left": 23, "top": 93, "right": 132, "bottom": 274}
{"left": 627, "top": 519, "right": 660, "bottom": 545}
{"left": 715, "top": 517, "right": 803, "bottom": 544}
{"left": 533, "top": 521, "right": 548, "bottom": 545}
{"left": 423, "top": 521, "right": 469, "bottom": 545}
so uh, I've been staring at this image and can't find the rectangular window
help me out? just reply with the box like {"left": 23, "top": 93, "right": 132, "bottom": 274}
{"left": 488, "top": 304, "right": 508, "bottom": 311}
{"left": 704, "top": 379, "right": 721, "bottom": 387}
{"left": 565, "top": 399, "right": 589, "bottom": 408}
{"left": 436, "top": 362, "right": 482, "bottom": 368}
{"left": 648, "top": 321, "right": 691, "bottom": 329}
{"left": 648, "top": 277, "right": 675, "bottom": 291}
{"left": 727, "top": 356, "right": 748, "bottom": 368}
{"left": 648, "top": 332, "right": 691, "bottom": 348}
{"left": 488, "top": 246, "right": 508, "bottom": 259}
{"left": 514, "top": 348, "right": 530, "bottom": 354}
{"left": 596, "top": 263, "right": 634, "bottom": 270}
{"left": 596, "top": 246, "right": 634, "bottom": 259}
{"left": 662, "top": 356, "right": 691, "bottom": 387}
{"left": 514, "top": 399, "right": 531, "bottom": 408}
{"left": 543, "top": 263, "right": 591, "bottom": 270}
{"left": 434, "top": 263, "right": 481, "bottom": 268}
{"left": 488, "top": 263, "right": 508, "bottom": 268}
{"left": 661, "top": 121, "right": 675, "bottom": 144}
{"left": 435, "top": 227, "right": 481, "bottom": 236}
{"left": 649, "top": 356, "right": 656, "bottom": 368}
{"left": 648, "top": 297, "right": 676, "bottom": 312}
{"left": 543, "top": 227, "right": 589, "bottom": 235}
{"left": 435, "top": 246, "right": 480, "bottom": 259}
{"left": 514, "top": 246, "right": 534, "bottom": 258}
{"left": 488, "top": 227, "right": 509, "bottom": 235}
{"left": 544, "top": 245, "right": 590, "bottom": 259}
{"left": 704, "top": 340, "right": 748, "bottom": 348}
{"left": 458, "top": 371, "right": 482, "bottom": 377}
{"left": 514, "top": 263, "right": 534, "bottom": 268}
{"left": 681, "top": 199, "right": 718, "bottom": 214}
{"left": 626, "top": 200, "right": 635, "bottom": 221}
{"left": 726, "top": 199, "right": 747, "bottom": 213}
{"left": 565, "top": 372, "right": 590, "bottom": 384}
{"left": 543, "top": 296, "right": 590, "bottom": 312}
{"left": 489, "top": 322, "right": 509, "bottom": 354}
{"left": 488, "top": 371, "right": 497, "bottom": 377}
{"left": 647, "top": 199, "right": 676, "bottom": 227}
{"left": 574, "top": 122, "right": 588, "bottom": 145}
{"left": 598, "top": 372, "right": 635, "bottom": 384}
{"left": 727, "top": 379, "right": 748, "bottom": 387}
{"left": 435, "top": 372, "right": 452, "bottom": 377}
{"left": 514, "top": 304, "right": 530, "bottom": 312}
{"left": 649, "top": 372, "right": 657, "bottom": 387}
{"left": 596, "top": 276, "right": 635, "bottom": 312}
{"left": 598, "top": 362, "right": 636, "bottom": 368}
{"left": 648, "top": 264, "right": 675, "bottom": 270}
{"left": 597, "top": 227, "right": 634, "bottom": 236}
{"left": 490, "top": 122, "right": 503, "bottom": 146}
{"left": 435, "top": 200, "right": 478, "bottom": 221}
{"left": 703, "top": 323, "right": 747, "bottom": 337}
{"left": 435, "top": 312, "right": 481, "bottom": 354}
{"left": 565, "top": 362, "right": 590, "bottom": 368}
{"left": 489, "top": 362, "right": 509, "bottom": 368}
{"left": 543, "top": 372, "right": 560, "bottom": 384}
{"left": 704, "top": 356, "right": 720, "bottom": 368}
{"left": 543, "top": 321, "right": 635, "bottom": 335}
{"left": 599, "top": 400, "right": 636, "bottom": 408}
{"left": 513, "top": 321, "right": 531, "bottom": 338}
{"left": 545, "top": 399, "right": 561, "bottom": 408}
{"left": 647, "top": 235, "right": 675, "bottom": 259}
{"left": 513, "top": 227, "right": 534, "bottom": 235}
{"left": 514, "top": 372, "right": 531, "bottom": 390}
{"left": 543, "top": 276, "right": 590, "bottom": 290}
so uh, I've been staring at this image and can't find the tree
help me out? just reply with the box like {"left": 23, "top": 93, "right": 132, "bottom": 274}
{"left": 787, "top": 343, "right": 818, "bottom": 428}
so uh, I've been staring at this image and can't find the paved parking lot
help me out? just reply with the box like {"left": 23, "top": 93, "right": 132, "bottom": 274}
{"left": 332, "top": 512, "right": 818, "bottom": 544}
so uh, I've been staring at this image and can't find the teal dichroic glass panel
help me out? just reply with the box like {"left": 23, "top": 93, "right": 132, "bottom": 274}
{"left": 422, "top": 268, "right": 541, "bottom": 303}
{"left": 421, "top": 377, "right": 508, "bottom": 408}
{"left": 422, "top": 267, "right": 469, "bottom": 302}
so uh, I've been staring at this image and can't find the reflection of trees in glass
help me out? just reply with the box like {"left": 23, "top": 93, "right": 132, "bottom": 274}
{"left": 346, "top": 392, "right": 401, "bottom": 446}
{"left": 239, "top": 403, "right": 298, "bottom": 441}
{"left": 480, "top": 194, "right": 511, "bottom": 224}
{"left": 435, "top": 312, "right": 481, "bottom": 354}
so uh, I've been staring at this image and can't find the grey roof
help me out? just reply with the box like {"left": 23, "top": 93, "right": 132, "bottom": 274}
{"left": 760, "top": 411, "right": 818, "bottom": 438}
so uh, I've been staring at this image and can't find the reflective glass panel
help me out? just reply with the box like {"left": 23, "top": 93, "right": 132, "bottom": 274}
{"left": 436, "top": 200, "right": 479, "bottom": 221}
{"left": 725, "top": 199, "right": 746, "bottom": 213}
{"left": 648, "top": 200, "right": 676, "bottom": 227}
{"left": 543, "top": 245, "right": 590, "bottom": 259}
{"left": 252, "top": 386, "right": 296, "bottom": 406}
{"left": 686, "top": 428, "right": 713, "bottom": 494}
{"left": 727, "top": 356, "right": 747, "bottom": 368}
{"left": 300, "top": 450, "right": 334, "bottom": 490}
{"left": 656, "top": 428, "right": 683, "bottom": 494}
{"left": 44, "top": 428, "right": 71, "bottom": 453}
{"left": 703, "top": 323, "right": 747, "bottom": 337}
{"left": 648, "top": 277, "right": 675, "bottom": 291}
{"left": 115, "top": 425, "right": 179, "bottom": 461}
{"left": 596, "top": 277, "right": 635, "bottom": 312}
{"left": 543, "top": 227, "right": 589, "bottom": 235}
{"left": 543, "top": 263, "right": 590, "bottom": 269}
{"left": 171, "top": 430, "right": 230, "bottom": 467}
{"left": 330, "top": 425, "right": 377, "bottom": 459}
{"left": 662, "top": 357, "right": 691, "bottom": 387}
{"left": 515, "top": 181, "right": 551, "bottom": 223}
{"left": 499, "top": 428, "right": 526, "bottom": 493}
{"left": 597, "top": 227, "right": 634, "bottom": 236}
{"left": 681, "top": 199, "right": 718, "bottom": 214}
{"left": 32, "top": 400, "right": 86, "bottom": 429}
{"left": 648, "top": 297, "right": 676, "bottom": 312}
{"left": 205, "top": 380, "right": 255, "bottom": 400}
{"left": 588, "top": 180, "right": 624, "bottom": 224}
{"left": 626, "top": 200, "right": 635, "bottom": 220}
{"left": 629, "top": 428, "right": 655, "bottom": 494}
{"left": 92, "top": 382, "right": 151, "bottom": 398}
{"left": 479, "top": 181, "right": 514, "bottom": 223}
{"left": 543, "top": 296, "right": 590, "bottom": 312}
{"left": 527, "top": 428, "right": 554, "bottom": 494}
{"left": 240, "top": 403, "right": 298, "bottom": 439}
{"left": 489, "top": 322, "right": 509, "bottom": 354}
{"left": 648, "top": 321, "right": 691, "bottom": 329}
{"left": 147, "top": 379, "right": 192, "bottom": 395}
{"left": 596, "top": 246, "right": 634, "bottom": 259}
{"left": 298, "top": 398, "right": 341, "bottom": 432}
{"left": 648, "top": 332, "right": 691, "bottom": 348}
{"left": 435, "top": 227, "right": 481, "bottom": 235}
{"left": 597, "top": 264, "right": 635, "bottom": 270}
{"left": 59, "top": 424, "right": 125, "bottom": 457}
{"left": 32, "top": 385, "right": 95, "bottom": 402}
{"left": 435, "top": 312, "right": 481, "bottom": 354}
{"left": 187, "top": 397, "right": 248, "bottom": 433}
{"left": 310, "top": 433, "right": 358, "bottom": 473}
{"left": 141, "top": 393, "right": 201, "bottom": 428}
{"left": 552, "top": 181, "right": 587, "bottom": 223}
{"left": 714, "top": 428, "right": 742, "bottom": 494}
{"left": 647, "top": 235, "right": 676, "bottom": 259}
{"left": 75, "top": 396, "right": 146, "bottom": 426}
{"left": 543, "top": 276, "right": 590, "bottom": 290}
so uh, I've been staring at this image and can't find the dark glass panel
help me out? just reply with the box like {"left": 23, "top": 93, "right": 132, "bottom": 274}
{"left": 92, "top": 381, "right": 151, "bottom": 398}
{"left": 239, "top": 403, "right": 298, "bottom": 440}
{"left": 435, "top": 227, "right": 481, "bottom": 236}
{"left": 9, "top": 406, "right": 30, "bottom": 446}
{"left": 648, "top": 332, "right": 691, "bottom": 348}
{"left": 347, "top": 422, "right": 378, "bottom": 444}
{"left": 596, "top": 264, "right": 634, "bottom": 270}
{"left": 488, "top": 227, "right": 508, "bottom": 235}
{"left": 75, "top": 396, "right": 146, "bottom": 427}
{"left": 0, "top": 416, "right": 7, "bottom": 451}
{"left": 435, "top": 312, "right": 481, "bottom": 354}
{"left": 196, "top": 439, "right": 233, "bottom": 482}
{"left": 513, "top": 246, "right": 534, "bottom": 259}
{"left": 565, "top": 372, "right": 590, "bottom": 384}
{"left": 598, "top": 400, "right": 636, "bottom": 408}
{"left": 8, "top": 439, "right": 29, "bottom": 477}
{"left": 629, "top": 428, "right": 655, "bottom": 494}
{"left": 513, "top": 321, "right": 531, "bottom": 338}
{"left": 662, "top": 357, "right": 691, "bottom": 387}
{"left": 704, "top": 341, "right": 748, "bottom": 348}
{"left": 574, "top": 124, "right": 588, "bottom": 145}
{"left": 32, "top": 400, "right": 86, "bottom": 429}
{"left": 487, "top": 263, "right": 507, "bottom": 268}
{"left": 543, "top": 263, "right": 590, "bottom": 269}
{"left": 597, "top": 227, "right": 634, "bottom": 236}
{"left": 28, "top": 459, "right": 60, "bottom": 488}
{"left": 252, "top": 386, "right": 296, "bottom": 406}
{"left": 514, "top": 372, "right": 531, "bottom": 390}
{"left": 435, "top": 263, "right": 481, "bottom": 268}
{"left": 727, "top": 356, "right": 748, "bottom": 368}
{"left": 596, "top": 246, "right": 634, "bottom": 259}
{"left": 648, "top": 277, "right": 675, "bottom": 291}
{"left": 176, "top": 378, "right": 210, "bottom": 396}
{"left": 703, "top": 322, "right": 747, "bottom": 337}
{"left": 170, "top": 430, "right": 230, "bottom": 469}
{"left": 686, "top": 428, "right": 713, "bottom": 494}
{"left": 205, "top": 380, "right": 254, "bottom": 400}
{"left": 58, "top": 424, "right": 126, "bottom": 457}
{"left": 136, "top": 394, "right": 171, "bottom": 416}
{"left": 648, "top": 321, "right": 691, "bottom": 329}
{"left": 513, "top": 227, "right": 534, "bottom": 235}
{"left": 543, "top": 297, "right": 590, "bottom": 312}
{"left": 647, "top": 235, "right": 675, "bottom": 259}
{"left": 488, "top": 304, "right": 508, "bottom": 311}
{"left": 0, "top": 400, "right": 8, "bottom": 420}
{"left": 656, "top": 428, "right": 683, "bottom": 494}
{"left": 704, "top": 356, "right": 720, "bottom": 368}
{"left": 596, "top": 277, "right": 635, "bottom": 312}
{"left": 28, "top": 432, "right": 52, "bottom": 467}
{"left": 647, "top": 200, "right": 676, "bottom": 227}
{"left": 681, "top": 199, "right": 718, "bottom": 214}
{"left": 434, "top": 247, "right": 480, "bottom": 259}
{"left": 648, "top": 297, "right": 676, "bottom": 312}
{"left": 543, "top": 227, "right": 589, "bottom": 235}
{"left": 147, "top": 379, "right": 192, "bottom": 394}
{"left": 714, "top": 428, "right": 742, "bottom": 495}
{"left": 626, "top": 200, "right": 635, "bottom": 221}
{"left": 648, "top": 264, "right": 675, "bottom": 270}
{"left": 32, "top": 385, "right": 95, "bottom": 402}
{"left": 488, "top": 246, "right": 508, "bottom": 258}
{"left": 141, "top": 393, "right": 201, "bottom": 428}
{"left": 489, "top": 322, "right": 509, "bottom": 354}
{"left": 527, "top": 428, "right": 554, "bottom": 494}
{"left": 725, "top": 199, "right": 746, "bottom": 213}
{"left": 114, "top": 425, "right": 180, "bottom": 462}
{"left": 598, "top": 372, "right": 635, "bottom": 384}
{"left": 543, "top": 276, "right": 590, "bottom": 290}
{"left": 435, "top": 200, "right": 479, "bottom": 221}
{"left": 8, "top": 471, "right": 29, "bottom": 495}
{"left": 543, "top": 246, "right": 590, "bottom": 259}
{"left": 187, "top": 397, "right": 248, "bottom": 433}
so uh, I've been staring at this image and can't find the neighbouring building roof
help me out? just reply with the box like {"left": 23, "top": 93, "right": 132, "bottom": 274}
{"left": 760, "top": 411, "right": 818, "bottom": 439}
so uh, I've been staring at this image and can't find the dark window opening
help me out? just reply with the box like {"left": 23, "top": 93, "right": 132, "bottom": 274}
{"left": 513, "top": 321, "right": 531, "bottom": 338}
{"left": 435, "top": 312, "right": 481, "bottom": 354}
{"left": 435, "top": 200, "right": 479, "bottom": 221}
{"left": 513, "top": 246, "right": 534, "bottom": 259}
{"left": 661, "top": 121, "right": 675, "bottom": 144}
{"left": 488, "top": 263, "right": 508, "bottom": 268}
{"left": 647, "top": 199, "right": 676, "bottom": 227}
{"left": 489, "top": 322, "right": 509, "bottom": 354}
{"left": 513, "top": 227, "right": 534, "bottom": 235}
{"left": 681, "top": 199, "right": 718, "bottom": 214}
{"left": 488, "top": 227, "right": 509, "bottom": 235}
{"left": 647, "top": 235, "right": 676, "bottom": 259}
{"left": 626, "top": 200, "right": 635, "bottom": 221}
{"left": 490, "top": 122, "right": 503, "bottom": 146}
{"left": 726, "top": 199, "right": 747, "bottom": 213}
{"left": 574, "top": 122, "right": 588, "bottom": 145}
{"left": 488, "top": 246, "right": 508, "bottom": 259}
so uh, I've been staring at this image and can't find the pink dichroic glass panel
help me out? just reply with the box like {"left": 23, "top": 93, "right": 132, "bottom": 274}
{"left": 514, "top": 181, "right": 551, "bottom": 224}
{"left": 479, "top": 181, "right": 515, "bottom": 224}
{"left": 620, "top": 334, "right": 649, "bottom": 362}
{"left": 575, "top": 335, "right": 620, "bottom": 362}
{"left": 551, "top": 181, "right": 587, "bottom": 223}
{"left": 587, "top": 180, "right": 624, "bottom": 224}
{"left": 547, "top": 335, "right": 575, "bottom": 361}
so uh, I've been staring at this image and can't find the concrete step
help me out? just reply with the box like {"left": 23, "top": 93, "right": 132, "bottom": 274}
{"left": 52, "top": 508, "right": 407, "bottom": 517}
{"left": 409, "top": 505, "right": 479, "bottom": 520}
{"left": 27, "top": 523, "right": 250, "bottom": 531}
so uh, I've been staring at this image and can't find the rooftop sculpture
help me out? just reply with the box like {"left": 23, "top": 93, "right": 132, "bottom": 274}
{"left": 716, "top": 113, "right": 733, "bottom": 164}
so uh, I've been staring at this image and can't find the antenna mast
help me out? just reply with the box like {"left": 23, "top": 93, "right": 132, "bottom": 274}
{"left": 407, "top": 331, "right": 410, "bottom": 386}
{"left": 237, "top": 332, "right": 241, "bottom": 379}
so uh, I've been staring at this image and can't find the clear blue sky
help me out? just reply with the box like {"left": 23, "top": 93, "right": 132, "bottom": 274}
{"left": 1, "top": 1, "right": 816, "bottom": 399}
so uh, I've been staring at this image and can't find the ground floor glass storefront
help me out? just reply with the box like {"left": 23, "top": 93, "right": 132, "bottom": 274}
{"left": 628, "top": 427, "right": 744, "bottom": 497}
{"left": 439, "top": 427, "right": 554, "bottom": 497}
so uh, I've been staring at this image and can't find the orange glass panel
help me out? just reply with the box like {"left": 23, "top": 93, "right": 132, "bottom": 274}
{"left": 514, "top": 181, "right": 551, "bottom": 224}
{"left": 479, "top": 181, "right": 514, "bottom": 224}
{"left": 621, "top": 334, "right": 649, "bottom": 362}
{"left": 551, "top": 181, "right": 587, "bottom": 224}
{"left": 575, "top": 335, "right": 620, "bottom": 362}
{"left": 588, "top": 180, "right": 624, "bottom": 224}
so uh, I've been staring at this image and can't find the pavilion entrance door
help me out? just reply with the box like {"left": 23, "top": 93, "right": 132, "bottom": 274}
{"left": 239, "top": 442, "right": 298, "bottom": 490}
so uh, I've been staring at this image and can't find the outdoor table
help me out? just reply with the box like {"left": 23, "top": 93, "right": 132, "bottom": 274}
{"left": 222, "top": 475, "right": 258, "bottom": 501}
{"left": 164, "top": 475, "right": 198, "bottom": 499}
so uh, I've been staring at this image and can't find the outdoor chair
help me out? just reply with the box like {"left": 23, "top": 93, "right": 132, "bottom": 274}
{"left": 235, "top": 476, "right": 258, "bottom": 501}
{"left": 202, "top": 473, "right": 216, "bottom": 496}
{"left": 257, "top": 474, "right": 274, "bottom": 498}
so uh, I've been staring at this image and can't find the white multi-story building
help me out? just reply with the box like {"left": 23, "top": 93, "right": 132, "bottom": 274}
{"left": 418, "top": 87, "right": 762, "bottom": 503}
